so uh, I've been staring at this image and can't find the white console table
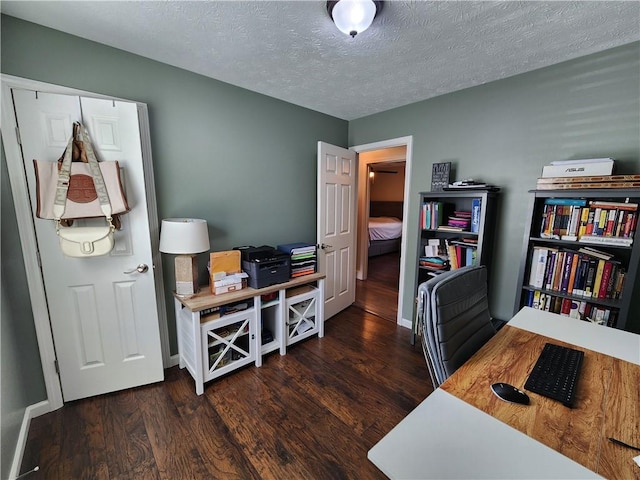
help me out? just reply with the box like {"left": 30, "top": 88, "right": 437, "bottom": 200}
{"left": 174, "top": 272, "right": 325, "bottom": 394}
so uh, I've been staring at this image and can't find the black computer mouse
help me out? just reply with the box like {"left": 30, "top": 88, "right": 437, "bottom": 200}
{"left": 490, "top": 383, "right": 530, "bottom": 405}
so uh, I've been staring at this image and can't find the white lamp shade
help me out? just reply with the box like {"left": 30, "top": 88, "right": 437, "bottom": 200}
{"left": 331, "top": 0, "right": 377, "bottom": 37}
{"left": 159, "top": 218, "right": 210, "bottom": 254}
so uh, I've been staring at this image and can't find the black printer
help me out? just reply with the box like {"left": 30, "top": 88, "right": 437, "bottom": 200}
{"left": 238, "top": 246, "right": 290, "bottom": 289}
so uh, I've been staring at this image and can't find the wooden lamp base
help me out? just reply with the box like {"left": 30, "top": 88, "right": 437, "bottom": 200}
{"left": 175, "top": 254, "right": 199, "bottom": 296}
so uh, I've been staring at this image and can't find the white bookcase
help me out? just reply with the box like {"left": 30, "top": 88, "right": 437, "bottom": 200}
{"left": 174, "top": 272, "right": 325, "bottom": 394}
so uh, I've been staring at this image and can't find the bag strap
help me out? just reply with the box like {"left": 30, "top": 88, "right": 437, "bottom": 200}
{"left": 53, "top": 122, "right": 114, "bottom": 229}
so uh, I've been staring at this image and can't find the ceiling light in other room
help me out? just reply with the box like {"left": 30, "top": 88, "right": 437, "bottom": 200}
{"left": 327, "top": 0, "right": 383, "bottom": 38}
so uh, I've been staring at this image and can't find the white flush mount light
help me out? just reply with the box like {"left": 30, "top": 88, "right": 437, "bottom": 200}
{"left": 327, "top": 0, "right": 383, "bottom": 38}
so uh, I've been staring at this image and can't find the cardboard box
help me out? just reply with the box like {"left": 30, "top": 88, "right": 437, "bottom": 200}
{"left": 210, "top": 250, "right": 241, "bottom": 276}
{"left": 209, "top": 250, "right": 245, "bottom": 294}
{"left": 212, "top": 281, "right": 243, "bottom": 295}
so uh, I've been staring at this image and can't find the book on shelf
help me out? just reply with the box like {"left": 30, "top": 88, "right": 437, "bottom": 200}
{"left": 420, "top": 201, "right": 444, "bottom": 229}
{"left": 536, "top": 174, "right": 640, "bottom": 185}
{"left": 577, "top": 246, "right": 614, "bottom": 260}
{"left": 419, "top": 256, "right": 449, "bottom": 270}
{"left": 471, "top": 198, "right": 482, "bottom": 233}
{"left": 526, "top": 246, "right": 626, "bottom": 301}
{"left": 528, "top": 247, "right": 548, "bottom": 288}
{"left": 536, "top": 181, "right": 640, "bottom": 190}
{"left": 443, "top": 239, "right": 477, "bottom": 270}
{"left": 578, "top": 235, "right": 633, "bottom": 247}
{"left": 446, "top": 210, "right": 471, "bottom": 230}
{"left": 540, "top": 199, "right": 638, "bottom": 242}
{"left": 524, "top": 291, "right": 619, "bottom": 327}
{"left": 449, "top": 238, "right": 478, "bottom": 248}
{"left": 437, "top": 225, "right": 465, "bottom": 232}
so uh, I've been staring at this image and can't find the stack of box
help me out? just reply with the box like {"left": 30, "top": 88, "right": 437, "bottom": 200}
{"left": 535, "top": 158, "right": 640, "bottom": 190}
{"left": 209, "top": 250, "right": 248, "bottom": 295}
{"left": 277, "top": 242, "right": 317, "bottom": 278}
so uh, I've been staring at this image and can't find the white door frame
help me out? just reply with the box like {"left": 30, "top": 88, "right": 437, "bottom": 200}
{"left": 352, "top": 136, "right": 413, "bottom": 329}
{"left": 1, "top": 74, "right": 170, "bottom": 411}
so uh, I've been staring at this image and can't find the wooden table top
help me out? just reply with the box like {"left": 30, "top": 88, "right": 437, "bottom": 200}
{"left": 441, "top": 324, "right": 640, "bottom": 480}
{"left": 174, "top": 272, "right": 325, "bottom": 312}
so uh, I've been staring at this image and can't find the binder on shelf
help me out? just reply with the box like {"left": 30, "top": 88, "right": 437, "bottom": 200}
{"left": 470, "top": 198, "right": 482, "bottom": 233}
{"left": 277, "top": 242, "right": 317, "bottom": 255}
{"left": 277, "top": 242, "right": 317, "bottom": 278}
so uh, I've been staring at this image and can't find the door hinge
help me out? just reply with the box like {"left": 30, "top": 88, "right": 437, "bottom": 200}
{"left": 54, "top": 360, "right": 59, "bottom": 375}
{"left": 36, "top": 250, "right": 42, "bottom": 269}
{"left": 15, "top": 126, "right": 21, "bottom": 145}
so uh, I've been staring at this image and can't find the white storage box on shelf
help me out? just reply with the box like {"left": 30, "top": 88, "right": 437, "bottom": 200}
{"left": 541, "top": 158, "right": 614, "bottom": 178}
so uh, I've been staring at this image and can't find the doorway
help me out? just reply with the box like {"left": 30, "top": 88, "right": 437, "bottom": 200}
{"left": 353, "top": 138, "right": 412, "bottom": 327}
{"left": 355, "top": 158, "right": 405, "bottom": 322}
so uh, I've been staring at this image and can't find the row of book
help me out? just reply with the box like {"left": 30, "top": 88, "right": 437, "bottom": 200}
{"left": 419, "top": 201, "right": 444, "bottom": 230}
{"left": 528, "top": 246, "right": 626, "bottom": 300}
{"left": 419, "top": 199, "right": 482, "bottom": 233}
{"left": 447, "top": 239, "right": 477, "bottom": 270}
{"left": 419, "top": 238, "right": 478, "bottom": 273}
{"left": 539, "top": 198, "right": 638, "bottom": 245}
{"left": 536, "top": 173, "right": 640, "bottom": 190}
{"left": 277, "top": 243, "right": 316, "bottom": 278}
{"left": 524, "top": 291, "right": 618, "bottom": 328}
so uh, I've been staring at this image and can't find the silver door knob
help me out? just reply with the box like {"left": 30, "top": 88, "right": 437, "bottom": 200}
{"left": 320, "top": 243, "right": 333, "bottom": 250}
{"left": 124, "top": 264, "right": 149, "bottom": 274}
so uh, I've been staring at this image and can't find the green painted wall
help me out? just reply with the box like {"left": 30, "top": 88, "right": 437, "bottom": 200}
{"left": 1, "top": 141, "right": 46, "bottom": 480}
{"left": 349, "top": 42, "right": 640, "bottom": 331}
{"left": 1, "top": 14, "right": 346, "bottom": 347}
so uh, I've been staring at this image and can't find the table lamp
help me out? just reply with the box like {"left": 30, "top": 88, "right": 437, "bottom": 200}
{"left": 159, "top": 218, "right": 210, "bottom": 296}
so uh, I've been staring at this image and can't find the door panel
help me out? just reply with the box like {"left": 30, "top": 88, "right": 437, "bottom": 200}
{"left": 317, "top": 142, "right": 357, "bottom": 319}
{"left": 13, "top": 90, "right": 164, "bottom": 401}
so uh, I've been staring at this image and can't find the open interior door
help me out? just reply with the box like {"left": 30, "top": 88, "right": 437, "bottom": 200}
{"left": 317, "top": 141, "right": 357, "bottom": 319}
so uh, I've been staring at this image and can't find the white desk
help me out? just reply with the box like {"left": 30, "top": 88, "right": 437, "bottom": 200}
{"left": 508, "top": 307, "right": 640, "bottom": 365}
{"left": 368, "top": 307, "right": 640, "bottom": 479}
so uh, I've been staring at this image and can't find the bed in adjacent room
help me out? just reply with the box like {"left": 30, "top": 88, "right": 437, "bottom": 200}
{"left": 368, "top": 201, "right": 403, "bottom": 257}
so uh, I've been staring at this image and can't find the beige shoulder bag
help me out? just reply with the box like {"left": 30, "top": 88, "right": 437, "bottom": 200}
{"left": 55, "top": 124, "right": 115, "bottom": 257}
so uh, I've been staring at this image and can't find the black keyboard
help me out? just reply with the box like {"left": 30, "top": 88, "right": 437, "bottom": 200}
{"left": 524, "top": 343, "right": 584, "bottom": 408}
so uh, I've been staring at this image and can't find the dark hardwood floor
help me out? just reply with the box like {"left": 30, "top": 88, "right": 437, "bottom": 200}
{"left": 355, "top": 252, "right": 400, "bottom": 323}
{"left": 20, "top": 304, "right": 431, "bottom": 479}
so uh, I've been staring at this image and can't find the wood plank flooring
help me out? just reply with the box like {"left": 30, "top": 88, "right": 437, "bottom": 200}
{"left": 355, "top": 252, "right": 400, "bottom": 323}
{"left": 20, "top": 305, "right": 431, "bottom": 480}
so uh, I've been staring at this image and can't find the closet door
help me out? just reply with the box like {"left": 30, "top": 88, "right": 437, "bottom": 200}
{"left": 13, "top": 91, "right": 164, "bottom": 401}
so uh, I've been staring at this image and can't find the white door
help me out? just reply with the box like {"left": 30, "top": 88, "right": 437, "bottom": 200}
{"left": 317, "top": 142, "right": 358, "bottom": 319}
{"left": 13, "top": 90, "right": 164, "bottom": 401}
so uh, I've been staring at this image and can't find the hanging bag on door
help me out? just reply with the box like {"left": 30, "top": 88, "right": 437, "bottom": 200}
{"left": 33, "top": 122, "right": 129, "bottom": 223}
{"left": 43, "top": 123, "right": 118, "bottom": 257}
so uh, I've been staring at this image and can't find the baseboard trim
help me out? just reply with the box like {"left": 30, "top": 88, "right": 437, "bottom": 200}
{"left": 400, "top": 317, "right": 412, "bottom": 329}
{"left": 168, "top": 353, "right": 180, "bottom": 368}
{"left": 9, "top": 400, "right": 50, "bottom": 479}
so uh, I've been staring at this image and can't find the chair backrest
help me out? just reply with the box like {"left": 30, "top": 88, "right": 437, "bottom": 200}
{"left": 418, "top": 265, "right": 496, "bottom": 388}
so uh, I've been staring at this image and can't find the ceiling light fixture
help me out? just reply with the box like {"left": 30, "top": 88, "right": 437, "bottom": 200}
{"left": 327, "top": 0, "right": 383, "bottom": 38}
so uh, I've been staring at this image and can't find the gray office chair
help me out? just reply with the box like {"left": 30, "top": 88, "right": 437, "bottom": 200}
{"left": 417, "top": 265, "right": 496, "bottom": 388}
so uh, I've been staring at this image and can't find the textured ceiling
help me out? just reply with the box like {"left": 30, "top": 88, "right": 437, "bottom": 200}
{"left": 2, "top": 1, "right": 639, "bottom": 120}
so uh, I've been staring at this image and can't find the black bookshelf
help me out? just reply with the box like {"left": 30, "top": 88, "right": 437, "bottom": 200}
{"left": 514, "top": 189, "right": 640, "bottom": 330}
{"left": 415, "top": 190, "right": 498, "bottom": 288}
